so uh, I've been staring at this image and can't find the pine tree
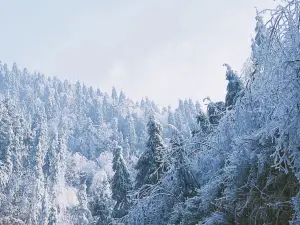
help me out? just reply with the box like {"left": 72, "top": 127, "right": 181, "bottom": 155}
{"left": 123, "top": 138, "right": 130, "bottom": 158}
{"left": 193, "top": 108, "right": 210, "bottom": 137}
{"left": 43, "top": 132, "right": 59, "bottom": 184}
{"left": 123, "top": 115, "right": 137, "bottom": 150}
{"left": 46, "top": 129, "right": 67, "bottom": 225}
{"left": 195, "top": 101, "right": 201, "bottom": 114}
{"left": 47, "top": 206, "right": 58, "bottom": 225}
{"left": 251, "top": 13, "right": 267, "bottom": 64}
{"left": 92, "top": 177, "right": 113, "bottom": 225}
{"left": 188, "top": 99, "right": 196, "bottom": 116}
{"left": 224, "top": 64, "right": 243, "bottom": 109}
{"left": 135, "top": 114, "right": 166, "bottom": 189}
{"left": 28, "top": 106, "right": 48, "bottom": 225}
{"left": 0, "top": 101, "right": 13, "bottom": 178}
{"left": 111, "top": 86, "right": 118, "bottom": 102}
{"left": 207, "top": 101, "right": 225, "bottom": 125}
{"left": 75, "top": 81, "right": 84, "bottom": 114}
{"left": 39, "top": 187, "right": 50, "bottom": 225}
{"left": 75, "top": 174, "right": 92, "bottom": 225}
{"left": 111, "top": 117, "right": 123, "bottom": 144}
{"left": 135, "top": 118, "right": 147, "bottom": 154}
{"left": 119, "top": 90, "right": 126, "bottom": 106}
{"left": 8, "top": 99, "right": 26, "bottom": 174}
{"left": 140, "top": 98, "right": 146, "bottom": 110}
{"left": 167, "top": 106, "right": 175, "bottom": 125}
{"left": 169, "top": 131, "right": 198, "bottom": 199}
{"left": 102, "top": 94, "right": 112, "bottom": 121}
{"left": 111, "top": 142, "right": 132, "bottom": 218}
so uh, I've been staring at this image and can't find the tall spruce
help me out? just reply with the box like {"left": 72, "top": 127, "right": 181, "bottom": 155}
{"left": 135, "top": 114, "right": 166, "bottom": 189}
{"left": 170, "top": 131, "right": 198, "bottom": 199}
{"left": 111, "top": 142, "right": 132, "bottom": 218}
{"left": 224, "top": 64, "right": 243, "bottom": 109}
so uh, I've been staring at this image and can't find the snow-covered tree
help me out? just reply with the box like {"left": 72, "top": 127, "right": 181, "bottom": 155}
{"left": 135, "top": 114, "right": 166, "bottom": 189}
{"left": 123, "top": 115, "right": 137, "bottom": 150}
{"left": 111, "top": 86, "right": 118, "bottom": 102}
{"left": 0, "top": 102, "right": 13, "bottom": 179}
{"left": 167, "top": 105, "right": 175, "bottom": 125}
{"left": 207, "top": 101, "right": 225, "bottom": 125}
{"left": 111, "top": 142, "right": 132, "bottom": 218}
{"left": 0, "top": 1, "right": 298, "bottom": 224}
{"left": 224, "top": 64, "right": 243, "bottom": 109}
{"left": 74, "top": 174, "right": 92, "bottom": 225}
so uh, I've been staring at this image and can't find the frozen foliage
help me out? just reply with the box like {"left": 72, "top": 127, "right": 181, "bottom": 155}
{"left": 224, "top": 64, "right": 244, "bottom": 109}
{"left": 125, "top": 1, "right": 300, "bottom": 224}
{"left": 207, "top": 101, "right": 225, "bottom": 125}
{"left": 135, "top": 114, "right": 166, "bottom": 189}
{"left": 0, "top": 1, "right": 300, "bottom": 224}
{"left": 0, "top": 57, "right": 197, "bottom": 224}
{"left": 111, "top": 142, "right": 132, "bottom": 218}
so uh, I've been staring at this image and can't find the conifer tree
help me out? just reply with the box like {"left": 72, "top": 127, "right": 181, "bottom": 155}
{"left": 188, "top": 99, "right": 196, "bottom": 116}
{"left": 47, "top": 206, "right": 58, "bottom": 225}
{"left": 111, "top": 86, "right": 118, "bottom": 102}
{"left": 207, "top": 101, "right": 225, "bottom": 125}
{"left": 135, "top": 114, "right": 166, "bottom": 189}
{"left": 119, "top": 91, "right": 126, "bottom": 106}
{"left": 75, "top": 174, "right": 92, "bottom": 225}
{"left": 224, "top": 64, "right": 243, "bottom": 109}
{"left": 169, "top": 131, "right": 198, "bottom": 199}
{"left": 194, "top": 108, "right": 210, "bottom": 137}
{"left": 123, "top": 115, "right": 137, "bottom": 150}
{"left": 251, "top": 14, "right": 267, "bottom": 64}
{"left": 111, "top": 142, "right": 132, "bottom": 218}
{"left": 195, "top": 101, "right": 201, "bottom": 114}
{"left": 123, "top": 138, "right": 130, "bottom": 158}
{"left": 167, "top": 105, "right": 175, "bottom": 125}
{"left": 0, "top": 102, "right": 13, "bottom": 177}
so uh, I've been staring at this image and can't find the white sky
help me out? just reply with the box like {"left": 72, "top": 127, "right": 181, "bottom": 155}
{"left": 0, "top": 0, "right": 277, "bottom": 107}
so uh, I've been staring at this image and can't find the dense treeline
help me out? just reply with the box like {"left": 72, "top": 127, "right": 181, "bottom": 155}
{"left": 0, "top": 1, "right": 300, "bottom": 224}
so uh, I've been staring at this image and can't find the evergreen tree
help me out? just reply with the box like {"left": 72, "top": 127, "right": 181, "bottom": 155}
{"left": 251, "top": 13, "right": 267, "bottom": 64}
{"left": 119, "top": 90, "right": 126, "bottom": 106}
{"left": 167, "top": 105, "right": 175, "bottom": 125}
{"left": 184, "top": 99, "right": 191, "bottom": 118}
{"left": 91, "top": 99, "right": 104, "bottom": 127}
{"left": 47, "top": 206, "right": 58, "bottom": 225}
{"left": 28, "top": 106, "right": 49, "bottom": 225}
{"left": 224, "top": 64, "right": 243, "bottom": 109}
{"left": 135, "top": 114, "right": 166, "bottom": 189}
{"left": 91, "top": 177, "right": 113, "bottom": 225}
{"left": 111, "top": 142, "right": 132, "bottom": 218}
{"left": 169, "top": 131, "right": 198, "bottom": 199}
{"left": 102, "top": 94, "right": 112, "bottom": 121}
{"left": 75, "top": 81, "right": 84, "bottom": 114}
{"left": 135, "top": 118, "right": 147, "bottom": 153}
{"left": 123, "top": 115, "right": 137, "bottom": 150}
{"left": 188, "top": 99, "right": 196, "bottom": 116}
{"left": 75, "top": 174, "right": 92, "bottom": 225}
{"left": 111, "top": 117, "right": 123, "bottom": 144}
{"left": 111, "top": 86, "right": 118, "bottom": 102}
{"left": 193, "top": 108, "right": 210, "bottom": 137}
{"left": 123, "top": 138, "right": 130, "bottom": 158}
{"left": 0, "top": 102, "right": 13, "bottom": 177}
{"left": 140, "top": 98, "right": 146, "bottom": 110}
{"left": 207, "top": 101, "right": 225, "bottom": 125}
{"left": 178, "top": 99, "right": 184, "bottom": 112}
{"left": 195, "top": 100, "right": 201, "bottom": 114}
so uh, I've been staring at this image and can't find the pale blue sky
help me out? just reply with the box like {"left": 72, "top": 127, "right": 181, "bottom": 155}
{"left": 0, "top": 0, "right": 276, "bottom": 107}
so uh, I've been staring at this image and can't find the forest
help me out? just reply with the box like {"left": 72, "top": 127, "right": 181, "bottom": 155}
{"left": 0, "top": 1, "right": 300, "bottom": 225}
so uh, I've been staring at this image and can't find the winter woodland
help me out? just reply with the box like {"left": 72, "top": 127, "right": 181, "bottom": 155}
{"left": 0, "top": 1, "right": 300, "bottom": 224}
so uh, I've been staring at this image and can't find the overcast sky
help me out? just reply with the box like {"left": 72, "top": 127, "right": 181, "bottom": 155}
{"left": 0, "top": 0, "right": 277, "bottom": 107}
